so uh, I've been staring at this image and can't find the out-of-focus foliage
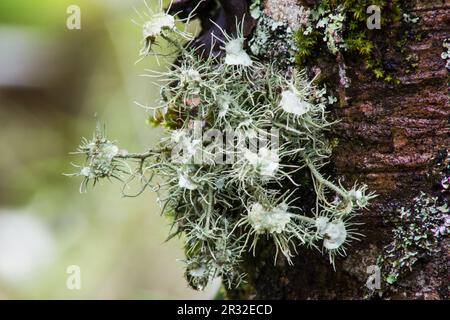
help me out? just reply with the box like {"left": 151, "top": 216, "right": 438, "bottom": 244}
{"left": 0, "top": 0, "right": 216, "bottom": 299}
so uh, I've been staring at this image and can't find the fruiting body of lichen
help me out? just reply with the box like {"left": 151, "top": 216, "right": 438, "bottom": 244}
{"left": 248, "top": 203, "right": 292, "bottom": 234}
{"left": 280, "top": 89, "right": 311, "bottom": 116}
{"left": 142, "top": 12, "right": 175, "bottom": 39}
{"left": 225, "top": 38, "right": 253, "bottom": 66}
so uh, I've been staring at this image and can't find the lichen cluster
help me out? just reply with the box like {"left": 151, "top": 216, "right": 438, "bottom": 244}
{"left": 248, "top": 1, "right": 304, "bottom": 68}
{"left": 303, "top": 4, "right": 347, "bottom": 56}
{"left": 377, "top": 192, "right": 449, "bottom": 287}
{"left": 292, "top": 0, "right": 419, "bottom": 84}
{"left": 69, "top": 2, "right": 375, "bottom": 290}
{"left": 70, "top": 128, "right": 122, "bottom": 192}
{"left": 247, "top": 0, "right": 422, "bottom": 86}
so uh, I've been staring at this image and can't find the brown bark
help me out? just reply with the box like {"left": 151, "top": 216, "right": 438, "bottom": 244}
{"left": 229, "top": 0, "right": 449, "bottom": 299}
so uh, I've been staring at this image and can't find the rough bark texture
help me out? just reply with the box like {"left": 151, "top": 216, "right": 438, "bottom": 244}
{"left": 229, "top": 0, "right": 449, "bottom": 300}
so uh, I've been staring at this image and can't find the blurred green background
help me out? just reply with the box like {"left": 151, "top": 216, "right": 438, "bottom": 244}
{"left": 0, "top": 0, "right": 218, "bottom": 299}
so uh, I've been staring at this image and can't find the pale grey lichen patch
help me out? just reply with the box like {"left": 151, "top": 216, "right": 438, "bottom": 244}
{"left": 249, "top": 14, "right": 297, "bottom": 67}
{"left": 248, "top": 0, "right": 309, "bottom": 67}
{"left": 262, "top": 0, "right": 310, "bottom": 31}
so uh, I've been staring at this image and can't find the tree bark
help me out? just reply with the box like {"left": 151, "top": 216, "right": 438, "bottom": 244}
{"left": 228, "top": 0, "right": 449, "bottom": 300}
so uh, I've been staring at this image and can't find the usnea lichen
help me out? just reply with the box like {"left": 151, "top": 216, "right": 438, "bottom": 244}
{"left": 69, "top": 1, "right": 375, "bottom": 290}
{"left": 132, "top": 0, "right": 198, "bottom": 59}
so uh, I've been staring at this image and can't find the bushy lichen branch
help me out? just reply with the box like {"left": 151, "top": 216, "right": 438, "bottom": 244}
{"left": 69, "top": 2, "right": 375, "bottom": 290}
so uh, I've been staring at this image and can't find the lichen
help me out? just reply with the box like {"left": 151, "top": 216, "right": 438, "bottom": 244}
{"left": 430, "top": 149, "right": 450, "bottom": 200}
{"left": 303, "top": 4, "right": 347, "bottom": 55}
{"left": 293, "top": 0, "right": 420, "bottom": 85}
{"left": 69, "top": 2, "right": 377, "bottom": 291}
{"left": 66, "top": 125, "right": 123, "bottom": 192}
{"left": 263, "top": 0, "right": 310, "bottom": 31}
{"left": 225, "top": 38, "right": 253, "bottom": 66}
{"left": 377, "top": 192, "right": 449, "bottom": 289}
{"left": 441, "top": 38, "right": 450, "bottom": 72}
{"left": 247, "top": 0, "right": 314, "bottom": 68}
{"left": 249, "top": 14, "right": 299, "bottom": 67}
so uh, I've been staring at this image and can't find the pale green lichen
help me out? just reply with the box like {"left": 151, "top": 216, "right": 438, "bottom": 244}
{"left": 304, "top": 5, "right": 347, "bottom": 55}
{"left": 69, "top": 3, "right": 376, "bottom": 290}
{"left": 132, "top": 0, "right": 196, "bottom": 58}
{"left": 224, "top": 38, "right": 253, "bottom": 67}
{"left": 249, "top": 0, "right": 262, "bottom": 20}
{"left": 67, "top": 125, "right": 124, "bottom": 192}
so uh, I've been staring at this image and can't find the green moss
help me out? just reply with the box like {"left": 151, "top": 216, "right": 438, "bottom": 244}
{"left": 295, "top": 30, "right": 319, "bottom": 65}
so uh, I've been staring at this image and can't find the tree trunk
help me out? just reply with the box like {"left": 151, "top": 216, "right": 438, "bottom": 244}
{"left": 228, "top": 0, "right": 449, "bottom": 300}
